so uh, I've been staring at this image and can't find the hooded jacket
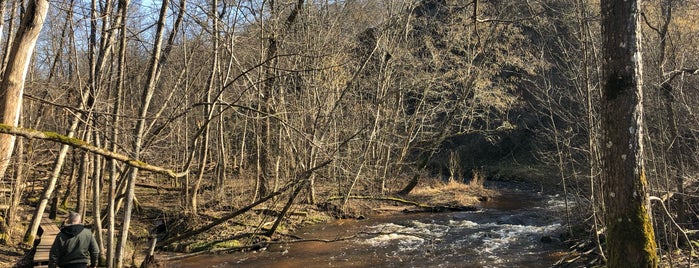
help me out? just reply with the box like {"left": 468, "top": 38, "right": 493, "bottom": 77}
{"left": 48, "top": 224, "right": 99, "bottom": 268}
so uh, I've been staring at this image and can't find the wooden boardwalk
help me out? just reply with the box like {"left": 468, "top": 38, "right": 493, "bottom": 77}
{"left": 33, "top": 216, "right": 60, "bottom": 268}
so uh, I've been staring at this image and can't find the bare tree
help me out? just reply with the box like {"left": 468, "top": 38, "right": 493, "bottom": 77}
{"left": 0, "top": 0, "right": 49, "bottom": 186}
{"left": 115, "top": 0, "right": 169, "bottom": 266}
{"left": 107, "top": 0, "right": 130, "bottom": 265}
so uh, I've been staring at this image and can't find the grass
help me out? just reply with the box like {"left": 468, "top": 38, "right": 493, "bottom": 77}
{"left": 408, "top": 175, "right": 494, "bottom": 208}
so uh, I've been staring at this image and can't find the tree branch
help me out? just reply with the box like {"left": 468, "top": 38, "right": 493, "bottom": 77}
{"left": 156, "top": 159, "right": 333, "bottom": 248}
{"left": 660, "top": 68, "right": 699, "bottom": 90}
{"left": 0, "top": 124, "right": 187, "bottom": 178}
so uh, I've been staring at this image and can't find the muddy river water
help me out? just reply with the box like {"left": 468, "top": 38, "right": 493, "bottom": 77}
{"left": 168, "top": 189, "right": 571, "bottom": 267}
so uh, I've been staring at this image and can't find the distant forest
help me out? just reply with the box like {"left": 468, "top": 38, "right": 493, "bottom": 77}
{"left": 0, "top": 0, "right": 696, "bottom": 267}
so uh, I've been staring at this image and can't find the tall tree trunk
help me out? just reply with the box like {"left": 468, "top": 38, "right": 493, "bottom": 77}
{"left": 189, "top": 0, "right": 218, "bottom": 213}
{"left": 108, "top": 0, "right": 129, "bottom": 266}
{"left": 215, "top": 110, "right": 227, "bottom": 188}
{"left": 599, "top": 0, "right": 658, "bottom": 266}
{"left": 0, "top": 0, "right": 49, "bottom": 185}
{"left": 3, "top": 0, "right": 51, "bottom": 246}
{"left": 0, "top": 0, "right": 6, "bottom": 59}
{"left": 115, "top": 0, "right": 168, "bottom": 266}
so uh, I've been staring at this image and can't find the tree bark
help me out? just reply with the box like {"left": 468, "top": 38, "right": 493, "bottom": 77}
{"left": 107, "top": 0, "right": 130, "bottom": 266}
{"left": 0, "top": 0, "right": 49, "bottom": 184}
{"left": 599, "top": 0, "right": 658, "bottom": 266}
{"left": 189, "top": 0, "right": 218, "bottom": 213}
{"left": 91, "top": 131, "right": 105, "bottom": 264}
{"left": 116, "top": 0, "right": 169, "bottom": 266}
{"left": 0, "top": 0, "right": 50, "bottom": 246}
{"left": 76, "top": 131, "right": 91, "bottom": 216}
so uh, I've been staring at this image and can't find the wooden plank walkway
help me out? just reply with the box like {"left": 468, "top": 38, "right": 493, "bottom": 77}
{"left": 33, "top": 216, "right": 60, "bottom": 268}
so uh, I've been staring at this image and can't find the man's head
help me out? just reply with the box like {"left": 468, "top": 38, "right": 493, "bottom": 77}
{"left": 65, "top": 211, "right": 82, "bottom": 225}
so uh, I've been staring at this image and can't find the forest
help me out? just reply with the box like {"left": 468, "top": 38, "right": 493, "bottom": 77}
{"left": 0, "top": 0, "right": 697, "bottom": 267}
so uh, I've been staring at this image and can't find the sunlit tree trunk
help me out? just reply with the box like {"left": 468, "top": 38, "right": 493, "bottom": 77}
{"left": 0, "top": 0, "right": 49, "bottom": 187}
{"left": 76, "top": 131, "right": 92, "bottom": 216}
{"left": 0, "top": 0, "right": 5, "bottom": 58}
{"left": 115, "top": 0, "right": 168, "bottom": 266}
{"left": 107, "top": 0, "right": 129, "bottom": 266}
{"left": 189, "top": 0, "right": 218, "bottom": 213}
{"left": 91, "top": 131, "right": 105, "bottom": 262}
{"left": 24, "top": 115, "right": 80, "bottom": 244}
{"left": 7, "top": 0, "right": 51, "bottom": 245}
{"left": 599, "top": 0, "right": 658, "bottom": 266}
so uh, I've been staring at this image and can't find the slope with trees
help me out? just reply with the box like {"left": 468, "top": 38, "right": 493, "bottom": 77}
{"left": 0, "top": 0, "right": 696, "bottom": 267}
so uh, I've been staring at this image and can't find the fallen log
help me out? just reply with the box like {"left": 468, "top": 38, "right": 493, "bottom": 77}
{"left": 136, "top": 183, "right": 181, "bottom": 192}
{"left": 0, "top": 124, "right": 187, "bottom": 178}
{"left": 156, "top": 159, "right": 332, "bottom": 248}
{"left": 326, "top": 195, "right": 479, "bottom": 213}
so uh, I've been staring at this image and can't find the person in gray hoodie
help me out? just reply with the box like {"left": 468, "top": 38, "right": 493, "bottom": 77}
{"left": 49, "top": 212, "right": 99, "bottom": 268}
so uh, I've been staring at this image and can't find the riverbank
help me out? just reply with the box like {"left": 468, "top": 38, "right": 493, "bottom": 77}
{"left": 149, "top": 177, "right": 495, "bottom": 265}
{"left": 161, "top": 183, "right": 567, "bottom": 267}
{"left": 0, "top": 177, "right": 494, "bottom": 268}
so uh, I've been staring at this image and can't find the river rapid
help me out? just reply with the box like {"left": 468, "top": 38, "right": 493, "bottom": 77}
{"left": 169, "top": 187, "right": 571, "bottom": 267}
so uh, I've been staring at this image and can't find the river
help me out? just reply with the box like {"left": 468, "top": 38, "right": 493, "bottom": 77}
{"left": 168, "top": 188, "right": 571, "bottom": 267}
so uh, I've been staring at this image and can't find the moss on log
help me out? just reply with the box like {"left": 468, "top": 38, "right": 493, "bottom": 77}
{"left": 0, "top": 124, "right": 187, "bottom": 178}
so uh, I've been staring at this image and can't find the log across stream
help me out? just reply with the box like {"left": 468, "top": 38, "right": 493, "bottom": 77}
{"left": 168, "top": 187, "right": 572, "bottom": 267}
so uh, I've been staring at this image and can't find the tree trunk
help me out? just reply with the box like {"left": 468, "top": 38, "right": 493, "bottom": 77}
{"left": 76, "top": 131, "right": 91, "bottom": 216}
{"left": 0, "top": 0, "right": 6, "bottom": 64}
{"left": 24, "top": 67, "right": 81, "bottom": 245}
{"left": 108, "top": 0, "right": 130, "bottom": 265}
{"left": 189, "top": 0, "right": 218, "bottom": 213}
{"left": 0, "top": 135, "right": 23, "bottom": 244}
{"left": 92, "top": 131, "right": 105, "bottom": 263}
{"left": 599, "top": 0, "right": 658, "bottom": 266}
{"left": 0, "top": 0, "right": 49, "bottom": 184}
{"left": 116, "top": 0, "right": 169, "bottom": 266}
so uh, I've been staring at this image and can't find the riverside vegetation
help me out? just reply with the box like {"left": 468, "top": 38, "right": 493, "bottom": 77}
{"left": 0, "top": 0, "right": 696, "bottom": 267}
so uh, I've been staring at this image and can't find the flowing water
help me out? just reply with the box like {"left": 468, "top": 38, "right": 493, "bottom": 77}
{"left": 169, "top": 189, "right": 570, "bottom": 267}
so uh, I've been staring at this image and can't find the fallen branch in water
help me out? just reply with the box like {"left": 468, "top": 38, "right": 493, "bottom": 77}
{"left": 159, "top": 230, "right": 438, "bottom": 262}
{"left": 326, "top": 195, "right": 479, "bottom": 212}
{"left": 328, "top": 195, "right": 427, "bottom": 207}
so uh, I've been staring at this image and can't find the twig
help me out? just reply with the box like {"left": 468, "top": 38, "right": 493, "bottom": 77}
{"left": 157, "top": 159, "right": 333, "bottom": 247}
{"left": 649, "top": 196, "right": 694, "bottom": 266}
